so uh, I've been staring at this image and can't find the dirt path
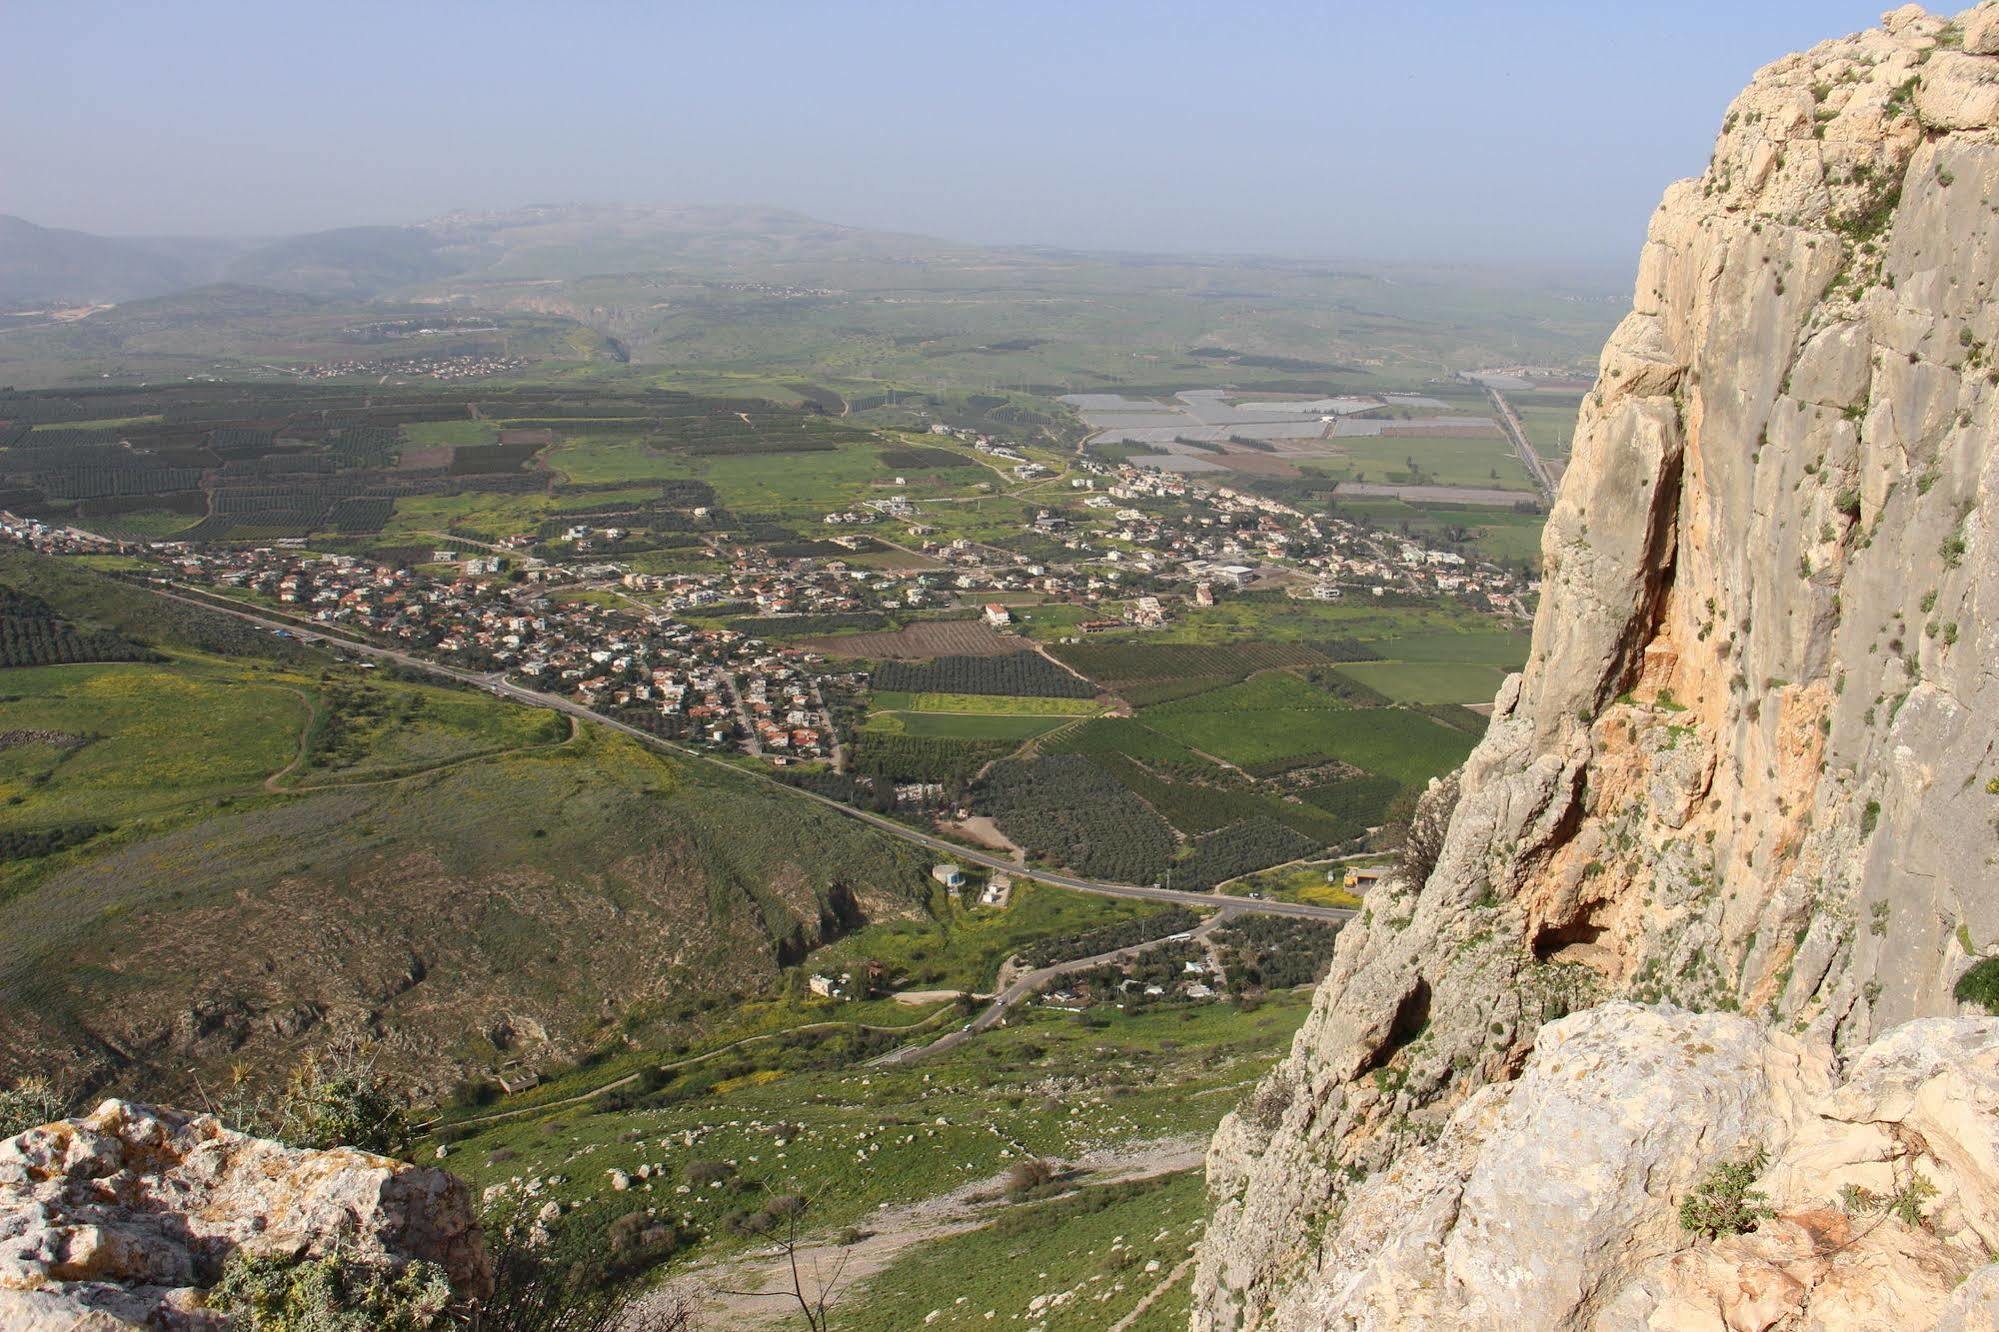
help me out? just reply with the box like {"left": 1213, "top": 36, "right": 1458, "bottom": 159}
{"left": 673, "top": 1137, "right": 1206, "bottom": 1329}
{"left": 260, "top": 685, "right": 318, "bottom": 791}
{"left": 1110, "top": 1256, "right": 1196, "bottom": 1332}
{"left": 267, "top": 714, "right": 581, "bottom": 794}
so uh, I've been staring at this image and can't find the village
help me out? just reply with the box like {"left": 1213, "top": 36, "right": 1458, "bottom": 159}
{"left": 0, "top": 440, "right": 1533, "bottom": 771}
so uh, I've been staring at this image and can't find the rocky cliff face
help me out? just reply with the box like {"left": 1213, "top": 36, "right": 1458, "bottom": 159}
{"left": 0, "top": 1101, "right": 487, "bottom": 1328}
{"left": 1196, "top": 6, "right": 1999, "bottom": 1327}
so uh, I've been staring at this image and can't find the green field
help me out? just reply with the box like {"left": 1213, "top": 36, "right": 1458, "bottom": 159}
{"left": 402, "top": 419, "right": 498, "bottom": 448}
{"left": 1327, "top": 498, "right": 1548, "bottom": 571}
{"left": 1509, "top": 392, "right": 1585, "bottom": 457}
{"left": 865, "top": 711, "right": 1069, "bottom": 740}
{"left": 548, "top": 434, "right": 694, "bottom": 485}
{"left": 0, "top": 663, "right": 302, "bottom": 828}
{"left": 873, "top": 691, "right": 1103, "bottom": 717}
{"left": 1332, "top": 660, "right": 1507, "bottom": 705}
{"left": 1139, "top": 681, "right": 1478, "bottom": 783}
{"left": 810, "top": 879, "right": 1173, "bottom": 993}
{"left": 1301, "top": 433, "right": 1533, "bottom": 490}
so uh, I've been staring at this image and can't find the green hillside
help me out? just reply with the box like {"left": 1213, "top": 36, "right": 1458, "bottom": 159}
{"left": 0, "top": 552, "right": 934, "bottom": 1101}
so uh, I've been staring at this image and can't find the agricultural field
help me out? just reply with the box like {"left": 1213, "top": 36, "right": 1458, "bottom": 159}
{"left": 874, "top": 652, "right": 1096, "bottom": 698}
{"left": 1048, "top": 640, "right": 1340, "bottom": 697}
{"left": 803, "top": 620, "right": 1024, "bottom": 660}
{"left": 1507, "top": 389, "right": 1587, "bottom": 458}
{"left": 870, "top": 691, "right": 1102, "bottom": 717}
{"left": 1331, "top": 659, "right": 1508, "bottom": 705}
{"left": 1141, "top": 690, "right": 1478, "bottom": 784}
{"left": 849, "top": 733, "right": 1013, "bottom": 785}
{"left": 864, "top": 711, "right": 1071, "bottom": 741}
{"left": 1298, "top": 434, "right": 1533, "bottom": 491}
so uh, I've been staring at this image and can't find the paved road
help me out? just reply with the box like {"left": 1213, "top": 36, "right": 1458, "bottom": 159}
{"left": 871, "top": 911, "right": 1236, "bottom": 1066}
{"left": 140, "top": 582, "right": 1356, "bottom": 924}
{"left": 1487, "top": 387, "right": 1560, "bottom": 502}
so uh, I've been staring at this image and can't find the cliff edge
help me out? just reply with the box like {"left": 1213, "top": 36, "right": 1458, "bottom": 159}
{"left": 1197, "top": 6, "right": 1999, "bottom": 1328}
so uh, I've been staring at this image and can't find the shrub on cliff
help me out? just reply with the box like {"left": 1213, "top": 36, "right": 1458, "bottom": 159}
{"left": 1954, "top": 957, "right": 1999, "bottom": 1013}
{"left": 275, "top": 1051, "right": 411, "bottom": 1157}
{"left": 1678, "top": 1148, "right": 1773, "bottom": 1239}
{"left": 208, "top": 1250, "right": 453, "bottom": 1330}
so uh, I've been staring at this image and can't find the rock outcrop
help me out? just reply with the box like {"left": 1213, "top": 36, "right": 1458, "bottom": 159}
{"left": 1248, "top": 1004, "right": 1999, "bottom": 1330}
{"left": 0, "top": 1100, "right": 488, "bottom": 1329}
{"left": 1197, "top": 6, "right": 1999, "bottom": 1327}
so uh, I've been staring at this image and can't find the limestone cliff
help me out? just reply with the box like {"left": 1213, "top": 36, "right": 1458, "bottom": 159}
{"left": 1196, "top": 6, "right": 1999, "bottom": 1327}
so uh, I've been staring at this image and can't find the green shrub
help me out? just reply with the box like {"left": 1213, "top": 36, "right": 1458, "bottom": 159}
{"left": 1954, "top": 957, "right": 1999, "bottom": 1013}
{"left": 1678, "top": 1148, "right": 1773, "bottom": 1239}
{"left": 208, "top": 1250, "right": 451, "bottom": 1331}
{"left": 276, "top": 1053, "right": 410, "bottom": 1157}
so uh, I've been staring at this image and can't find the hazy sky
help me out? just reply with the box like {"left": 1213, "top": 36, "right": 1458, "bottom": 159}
{"left": 5, "top": 0, "right": 1889, "bottom": 271}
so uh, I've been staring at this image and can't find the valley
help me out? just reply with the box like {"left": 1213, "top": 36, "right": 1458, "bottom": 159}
{"left": 0, "top": 355, "right": 1548, "bottom": 1325}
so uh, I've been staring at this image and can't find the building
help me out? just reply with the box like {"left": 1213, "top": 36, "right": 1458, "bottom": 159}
{"left": 982, "top": 603, "right": 1011, "bottom": 629}
{"left": 932, "top": 863, "right": 966, "bottom": 890}
{"left": 980, "top": 873, "right": 1013, "bottom": 907}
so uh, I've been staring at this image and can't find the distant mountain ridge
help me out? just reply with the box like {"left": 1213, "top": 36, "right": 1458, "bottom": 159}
{"left": 0, "top": 214, "right": 232, "bottom": 307}
{"left": 0, "top": 203, "right": 966, "bottom": 308}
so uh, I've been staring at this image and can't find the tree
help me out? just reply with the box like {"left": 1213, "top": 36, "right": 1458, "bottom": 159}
{"left": 715, "top": 1187, "right": 852, "bottom": 1332}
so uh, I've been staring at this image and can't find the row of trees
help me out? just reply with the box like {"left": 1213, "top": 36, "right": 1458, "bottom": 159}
{"left": 972, "top": 756, "right": 1176, "bottom": 883}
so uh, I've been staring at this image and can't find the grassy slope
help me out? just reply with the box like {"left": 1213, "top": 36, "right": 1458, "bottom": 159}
{"left": 435, "top": 994, "right": 1313, "bottom": 1306}
{"left": 0, "top": 552, "right": 936, "bottom": 1100}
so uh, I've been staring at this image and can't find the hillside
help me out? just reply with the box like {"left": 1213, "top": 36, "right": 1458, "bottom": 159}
{"left": 0, "top": 214, "right": 226, "bottom": 307}
{"left": 0, "top": 553, "right": 934, "bottom": 1103}
{"left": 1195, "top": 6, "right": 1999, "bottom": 1328}
{"left": 0, "top": 203, "right": 1619, "bottom": 393}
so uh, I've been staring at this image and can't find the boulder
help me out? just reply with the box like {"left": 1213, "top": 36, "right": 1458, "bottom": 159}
{"left": 0, "top": 1100, "right": 489, "bottom": 1328}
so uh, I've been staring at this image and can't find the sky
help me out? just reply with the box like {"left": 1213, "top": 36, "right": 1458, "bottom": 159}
{"left": 3, "top": 0, "right": 1892, "bottom": 273}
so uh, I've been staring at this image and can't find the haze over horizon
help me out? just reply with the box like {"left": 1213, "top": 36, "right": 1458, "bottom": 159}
{"left": 6, "top": 0, "right": 1886, "bottom": 274}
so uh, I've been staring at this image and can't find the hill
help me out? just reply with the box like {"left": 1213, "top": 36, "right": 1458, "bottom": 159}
{"left": 0, "top": 204, "right": 1621, "bottom": 394}
{"left": 220, "top": 224, "right": 487, "bottom": 297}
{"left": 0, "top": 552, "right": 934, "bottom": 1102}
{"left": 0, "top": 214, "right": 229, "bottom": 307}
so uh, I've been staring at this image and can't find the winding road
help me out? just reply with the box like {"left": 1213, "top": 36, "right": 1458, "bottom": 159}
{"left": 136, "top": 580, "right": 1356, "bottom": 924}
